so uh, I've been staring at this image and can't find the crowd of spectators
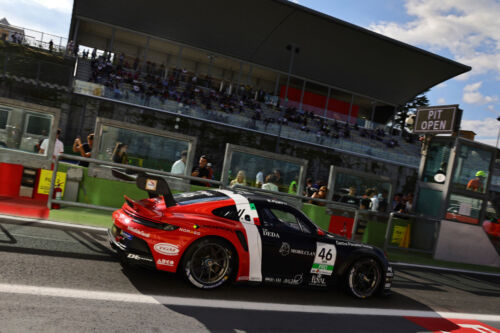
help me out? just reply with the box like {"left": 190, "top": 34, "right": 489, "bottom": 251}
{"left": 80, "top": 51, "right": 420, "bottom": 154}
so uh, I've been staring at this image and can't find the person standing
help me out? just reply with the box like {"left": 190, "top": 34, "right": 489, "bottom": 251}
{"left": 170, "top": 150, "right": 187, "bottom": 175}
{"left": 39, "top": 129, "right": 64, "bottom": 159}
{"left": 191, "top": 155, "right": 210, "bottom": 187}
{"left": 72, "top": 133, "right": 94, "bottom": 167}
{"left": 467, "top": 171, "right": 486, "bottom": 192}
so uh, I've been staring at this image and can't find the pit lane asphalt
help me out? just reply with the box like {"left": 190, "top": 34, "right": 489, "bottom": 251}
{"left": 0, "top": 219, "right": 499, "bottom": 332}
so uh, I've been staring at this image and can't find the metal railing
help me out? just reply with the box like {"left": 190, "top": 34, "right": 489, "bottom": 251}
{"left": 47, "top": 153, "right": 225, "bottom": 211}
{"left": 1, "top": 25, "right": 68, "bottom": 54}
{"left": 47, "top": 154, "right": 440, "bottom": 255}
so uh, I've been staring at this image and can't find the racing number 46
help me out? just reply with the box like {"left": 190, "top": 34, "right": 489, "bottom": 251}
{"left": 318, "top": 248, "right": 333, "bottom": 261}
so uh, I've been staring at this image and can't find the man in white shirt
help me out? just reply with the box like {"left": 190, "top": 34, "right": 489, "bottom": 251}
{"left": 170, "top": 150, "right": 187, "bottom": 175}
{"left": 39, "top": 129, "right": 64, "bottom": 158}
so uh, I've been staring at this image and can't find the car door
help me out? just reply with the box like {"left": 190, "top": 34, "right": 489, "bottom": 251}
{"left": 256, "top": 203, "right": 317, "bottom": 286}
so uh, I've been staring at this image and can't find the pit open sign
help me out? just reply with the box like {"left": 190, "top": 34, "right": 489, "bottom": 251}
{"left": 414, "top": 105, "right": 460, "bottom": 134}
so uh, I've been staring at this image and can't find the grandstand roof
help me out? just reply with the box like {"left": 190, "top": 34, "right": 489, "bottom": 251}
{"left": 70, "top": 0, "right": 470, "bottom": 106}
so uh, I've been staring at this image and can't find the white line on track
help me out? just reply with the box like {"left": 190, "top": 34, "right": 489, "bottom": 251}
{"left": 1, "top": 283, "right": 499, "bottom": 322}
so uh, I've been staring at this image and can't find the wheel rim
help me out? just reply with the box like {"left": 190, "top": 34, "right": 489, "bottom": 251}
{"left": 189, "top": 243, "right": 230, "bottom": 285}
{"left": 350, "top": 260, "right": 380, "bottom": 297}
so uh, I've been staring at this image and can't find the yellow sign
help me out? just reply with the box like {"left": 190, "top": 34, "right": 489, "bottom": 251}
{"left": 37, "top": 169, "right": 67, "bottom": 195}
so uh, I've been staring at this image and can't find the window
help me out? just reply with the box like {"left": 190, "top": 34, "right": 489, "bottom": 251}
{"left": 212, "top": 205, "right": 239, "bottom": 222}
{"left": 0, "top": 104, "right": 54, "bottom": 155}
{"left": 96, "top": 124, "right": 190, "bottom": 172}
{"left": 226, "top": 150, "right": 303, "bottom": 194}
{"left": 445, "top": 194, "right": 483, "bottom": 225}
{"left": 25, "top": 114, "right": 52, "bottom": 136}
{"left": 452, "top": 144, "right": 492, "bottom": 194}
{"left": 421, "top": 140, "right": 453, "bottom": 184}
{"left": 259, "top": 205, "right": 312, "bottom": 234}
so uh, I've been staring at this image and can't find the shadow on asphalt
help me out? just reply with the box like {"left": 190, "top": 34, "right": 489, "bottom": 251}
{"left": 0, "top": 222, "right": 116, "bottom": 262}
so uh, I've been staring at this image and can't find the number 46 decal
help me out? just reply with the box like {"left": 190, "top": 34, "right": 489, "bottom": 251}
{"left": 311, "top": 242, "right": 337, "bottom": 276}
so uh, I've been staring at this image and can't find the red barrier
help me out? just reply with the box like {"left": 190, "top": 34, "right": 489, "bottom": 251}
{"left": 0, "top": 162, "right": 24, "bottom": 197}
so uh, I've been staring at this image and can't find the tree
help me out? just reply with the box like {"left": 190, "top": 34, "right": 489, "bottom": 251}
{"left": 392, "top": 91, "right": 430, "bottom": 135}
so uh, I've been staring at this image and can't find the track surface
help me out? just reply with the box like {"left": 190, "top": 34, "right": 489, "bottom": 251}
{"left": 0, "top": 219, "right": 499, "bottom": 332}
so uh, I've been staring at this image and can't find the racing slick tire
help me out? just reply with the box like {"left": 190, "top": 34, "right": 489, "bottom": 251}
{"left": 345, "top": 257, "right": 382, "bottom": 299}
{"left": 181, "top": 238, "right": 235, "bottom": 289}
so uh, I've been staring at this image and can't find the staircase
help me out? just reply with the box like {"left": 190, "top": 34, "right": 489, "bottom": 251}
{"left": 75, "top": 58, "right": 92, "bottom": 82}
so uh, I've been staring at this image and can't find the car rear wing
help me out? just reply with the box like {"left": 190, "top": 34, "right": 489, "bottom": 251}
{"left": 111, "top": 169, "right": 176, "bottom": 207}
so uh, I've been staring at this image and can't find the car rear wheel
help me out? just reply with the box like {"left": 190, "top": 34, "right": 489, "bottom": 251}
{"left": 182, "top": 238, "right": 234, "bottom": 289}
{"left": 346, "top": 257, "right": 382, "bottom": 299}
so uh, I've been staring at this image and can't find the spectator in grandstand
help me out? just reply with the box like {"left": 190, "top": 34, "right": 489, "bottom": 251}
{"left": 405, "top": 192, "right": 413, "bottom": 213}
{"left": 360, "top": 189, "right": 373, "bottom": 210}
{"left": 378, "top": 190, "right": 389, "bottom": 212}
{"left": 304, "top": 178, "right": 317, "bottom": 197}
{"left": 49, "top": 40, "right": 53, "bottom": 53}
{"left": 112, "top": 142, "right": 128, "bottom": 164}
{"left": 273, "top": 169, "right": 283, "bottom": 187}
{"left": 310, "top": 186, "right": 328, "bottom": 206}
{"left": 255, "top": 170, "right": 264, "bottom": 188}
{"left": 392, "top": 193, "right": 405, "bottom": 212}
{"left": 170, "top": 150, "right": 187, "bottom": 175}
{"left": 39, "top": 129, "right": 64, "bottom": 158}
{"left": 370, "top": 188, "right": 379, "bottom": 211}
{"left": 261, "top": 174, "right": 278, "bottom": 192}
{"left": 72, "top": 133, "right": 94, "bottom": 167}
{"left": 230, "top": 170, "right": 247, "bottom": 188}
{"left": 340, "top": 186, "right": 359, "bottom": 206}
{"left": 91, "top": 48, "right": 97, "bottom": 60}
{"left": 191, "top": 155, "right": 211, "bottom": 187}
{"left": 288, "top": 178, "right": 298, "bottom": 194}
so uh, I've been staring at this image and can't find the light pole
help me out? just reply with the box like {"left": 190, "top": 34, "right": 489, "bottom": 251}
{"left": 275, "top": 44, "right": 300, "bottom": 153}
{"left": 496, "top": 116, "right": 500, "bottom": 148}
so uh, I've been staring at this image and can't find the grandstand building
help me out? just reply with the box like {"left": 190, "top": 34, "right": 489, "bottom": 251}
{"left": 1, "top": 0, "right": 471, "bottom": 192}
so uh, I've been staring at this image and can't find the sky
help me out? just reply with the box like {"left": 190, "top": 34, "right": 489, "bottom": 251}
{"left": 1, "top": 0, "right": 499, "bottom": 146}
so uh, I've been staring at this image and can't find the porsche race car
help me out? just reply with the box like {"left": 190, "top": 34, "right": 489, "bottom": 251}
{"left": 109, "top": 174, "right": 393, "bottom": 299}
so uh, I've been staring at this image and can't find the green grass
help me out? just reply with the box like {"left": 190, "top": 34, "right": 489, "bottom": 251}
{"left": 387, "top": 248, "right": 500, "bottom": 274}
{"left": 49, "top": 206, "right": 113, "bottom": 229}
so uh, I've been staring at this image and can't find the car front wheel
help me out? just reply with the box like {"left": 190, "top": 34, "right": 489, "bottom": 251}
{"left": 181, "top": 238, "right": 234, "bottom": 289}
{"left": 346, "top": 257, "right": 382, "bottom": 299}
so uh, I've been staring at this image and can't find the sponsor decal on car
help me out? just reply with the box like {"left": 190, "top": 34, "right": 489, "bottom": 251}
{"left": 309, "top": 274, "right": 327, "bottom": 287}
{"left": 336, "top": 241, "right": 373, "bottom": 249}
{"left": 179, "top": 227, "right": 201, "bottom": 236}
{"left": 127, "top": 226, "right": 150, "bottom": 238}
{"left": 279, "top": 242, "right": 315, "bottom": 257}
{"left": 145, "top": 179, "right": 158, "bottom": 191}
{"left": 263, "top": 228, "right": 280, "bottom": 238}
{"left": 266, "top": 199, "right": 287, "bottom": 205}
{"left": 127, "top": 253, "right": 153, "bottom": 262}
{"left": 279, "top": 242, "right": 291, "bottom": 256}
{"left": 264, "top": 277, "right": 282, "bottom": 283}
{"left": 310, "top": 242, "right": 337, "bottom": 276}
{"left": 154, "top": 243, "right": 180, "bottom": 256}
{"left": 157, "top": 258, "right": 175, "bottom": 266}
{"left": 283, "top": 274, "right": 303, "bottom": 286}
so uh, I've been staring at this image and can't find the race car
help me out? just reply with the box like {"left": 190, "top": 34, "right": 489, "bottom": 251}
{"left": 108, "top": 173, "right": 393, "bottom": 299}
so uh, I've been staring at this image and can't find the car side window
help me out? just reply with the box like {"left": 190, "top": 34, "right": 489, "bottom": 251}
{"left": 212, "top": 205, "right": 239, "bottom": 222}
{"left": 268, "top": 207, "right": 312, "bottom": 234}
